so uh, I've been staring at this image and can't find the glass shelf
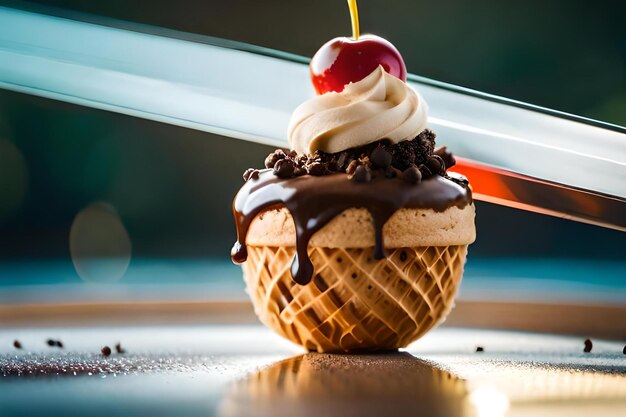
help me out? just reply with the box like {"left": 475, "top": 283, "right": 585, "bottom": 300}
{"left": 0, "top": 4, "right": 624, "bottom": 204}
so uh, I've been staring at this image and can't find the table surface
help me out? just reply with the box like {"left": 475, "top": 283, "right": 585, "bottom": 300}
{"left": 1, "top": 325, "right": 625, "bottom": 417}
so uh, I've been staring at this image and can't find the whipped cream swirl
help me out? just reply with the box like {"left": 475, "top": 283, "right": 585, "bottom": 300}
{"left": 288, "top": 66, "right": 428, "bottom": 155}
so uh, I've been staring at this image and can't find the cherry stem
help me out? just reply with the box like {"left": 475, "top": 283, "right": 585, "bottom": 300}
{"left": 347, "top": 0, "right": 360, "bottom": 40}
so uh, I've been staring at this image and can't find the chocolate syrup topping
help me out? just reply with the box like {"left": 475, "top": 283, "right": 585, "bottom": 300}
{"left": 231, "top": 170, "right": 472, "bottom": 285}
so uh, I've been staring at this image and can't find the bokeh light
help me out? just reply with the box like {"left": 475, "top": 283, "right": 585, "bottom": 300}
{"left": 470, "top": 386, "right": 510, "bottom": 417}
{"left": 69, "top": 202, "right": 132, "bottom": 283}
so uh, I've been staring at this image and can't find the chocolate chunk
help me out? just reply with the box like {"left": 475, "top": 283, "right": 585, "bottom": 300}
{"left": 419, "top": 164, "right": 433, "bottom": 178}
{"left": 293, "top": 166, "right": 307, "bottom": 177}
{"left": 327, "top": 159, "right": 339, "bottom": 172}
{"left": 264, "top": 155, "right": 275, "bottom": 169}
{"left": 242, "top": 168, "right": 259, "bottom": 181}
{"left": 427, "top": 155, "right": 445, "bottom": 175}
{"left": 584, "top": 338, "right": 592, "bottom": 353}
{"left": 390, "top": 145, "right": 415, "bottom": 171}
{"left": 336, "top": 152, "right": 350, "bottom": 170}
{"left": 346, "top": 160, "right": 359, "bottom": 175}
{"left": 256, "top": 129, "right": 451, "bottom": 180}
{"left": 115, "top": 343, "right": 125, "bottom": 354}
{"left": 385, "top": 166, "right": 402, "bottom": 178}
{"left": 13, "top": 340, "right": 22, "bottom": 349}
{"left": 101, "top": 346, "right": 112, "bottom": 357}
{"left": 402, "top": 166, "right": 422, "bottom": 184}
{"left": 308, "top": 151, "right": 321, "bottom": 162}
{"left": 273, "top": 158, "right": 295, "bottom": 178}
{"left": 351, "top": 165, "right": 371, "bottom": 183}
{"left": 475, "top": 346, "right": 484, "bottom": 352}
{"left": 418, "top": 130, "right": 436, "bottom": 155}
{"left": 434, "top": 146, "right": 456, "bottom": 169}
{"left": 264, "top": 149, "right": 286, "bottom": 168}
{"left": 307, "top": 162, "right": 326, "bottom": 176}
{"left": 370, "top": 145, "right": 392, "bottom": 168}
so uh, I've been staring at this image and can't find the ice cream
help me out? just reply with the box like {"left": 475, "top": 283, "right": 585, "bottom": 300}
{"left": 231, "top": 3, "right": 475, "bottom": 352}
{"left": 289, "top": 66, "right": 428, "bottom": 155}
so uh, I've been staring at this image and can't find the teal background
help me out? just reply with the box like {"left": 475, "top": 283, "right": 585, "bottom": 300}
{"left": 0, "top": 0, "right": 624, "bottom": 296}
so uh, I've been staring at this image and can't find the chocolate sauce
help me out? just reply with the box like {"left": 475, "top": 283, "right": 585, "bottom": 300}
{"left": 231, "top": 170, "right": 472, "bottom": 285}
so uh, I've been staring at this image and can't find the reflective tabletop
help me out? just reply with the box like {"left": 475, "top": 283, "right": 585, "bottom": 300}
{"left": 1, "top": 325, "right": 625, "bottom": 417}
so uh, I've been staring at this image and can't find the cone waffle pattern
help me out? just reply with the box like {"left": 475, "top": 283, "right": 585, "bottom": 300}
{"left": 242, "top": 245, "right": 467, "bottom": 352}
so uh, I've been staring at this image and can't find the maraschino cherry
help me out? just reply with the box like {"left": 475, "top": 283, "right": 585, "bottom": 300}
{"left": 310, "top": 0, "right": 407, "bottom": 95}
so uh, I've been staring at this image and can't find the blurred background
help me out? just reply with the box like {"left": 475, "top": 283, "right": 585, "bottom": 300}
{"left": 0, "top": 0, "right": 624, "bottom": 306}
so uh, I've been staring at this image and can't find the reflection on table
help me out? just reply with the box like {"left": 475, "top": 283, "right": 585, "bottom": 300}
{"left": 220, "top": 352, "right": 472, "bottom": 417}
{"left": 1, "top": 326, "right": 625, "bottom": 417}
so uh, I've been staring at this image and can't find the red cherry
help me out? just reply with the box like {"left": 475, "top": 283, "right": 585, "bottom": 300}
{"left": 310, "top": 34, "right": 407, "bottom": 95}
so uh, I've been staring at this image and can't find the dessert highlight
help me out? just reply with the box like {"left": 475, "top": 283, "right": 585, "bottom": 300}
{"left": 231, "top": 0, "right": 475, "bottom": 352}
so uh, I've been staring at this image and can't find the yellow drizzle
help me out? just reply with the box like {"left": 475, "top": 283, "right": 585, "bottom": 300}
{"left": 347, "top": 0, "right": 360, "bottom": 40}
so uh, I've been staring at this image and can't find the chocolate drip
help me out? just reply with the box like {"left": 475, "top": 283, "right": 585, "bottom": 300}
{"left": 232, "top": 170, "right": 472, "bottom": 285}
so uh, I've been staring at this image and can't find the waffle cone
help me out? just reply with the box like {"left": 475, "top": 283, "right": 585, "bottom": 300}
{"left": 242, "top": 244, "right": 468, "bottom": 352}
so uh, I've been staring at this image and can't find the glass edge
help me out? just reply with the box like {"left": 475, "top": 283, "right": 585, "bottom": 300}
{"left": 407, "top": 73, "right": 626, "bottom": 135}
{"left": 2, "top": 0, "right": 625, "bottom": 135}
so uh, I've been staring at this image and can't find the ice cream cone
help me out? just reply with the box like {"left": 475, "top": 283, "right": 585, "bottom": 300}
{"left": 232, "top": 16, "right": 477, "bottom": 353}
{"left": 242, "top": 206, "right": 474, "bottom": 352}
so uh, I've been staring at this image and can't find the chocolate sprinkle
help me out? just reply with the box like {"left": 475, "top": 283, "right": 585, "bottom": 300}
{"left": 45, "top": 339, "right": 64, "bottom": 348}
{"left": 384, "top": 166, "right": 401, "bottom": 179}
{"left": 370, "top": 145, "right": 392, "bottom": 168}
{"left": 346, "top": 160, "right": 359, "bottom": 176}
{"left": 401, "top": 166, "right": 422, "bottom": 184}
{"left": 418, "top": 164, "right": 432, "bottom": 178}
{"left": 427, "top": 155, "right": 446, "bottom": 175}
{"left": 351, "top": 165, "right": 372, "bottom": 183}
{"left": 243, "top": 168, "right": 259, "bottom": 181}
{"left": 434, "top": 146, "right": 456, "bottom": 169}
{"left": 273, "top": 158, "right": 296, "bottom": 178}
{"left": 264, "top": 149, "right": 286, "bottom": 169}
{"left": 584, "top": 339, "right": 592, "bottom": 353}
{"left": 336, "top": 152, "right": 351, "bottom": 170}
{"left": 260, "top": 130, "right": 445, "bottom": 181}
{"left": 307, "top": 162, "right": 326, "bottom": 176}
